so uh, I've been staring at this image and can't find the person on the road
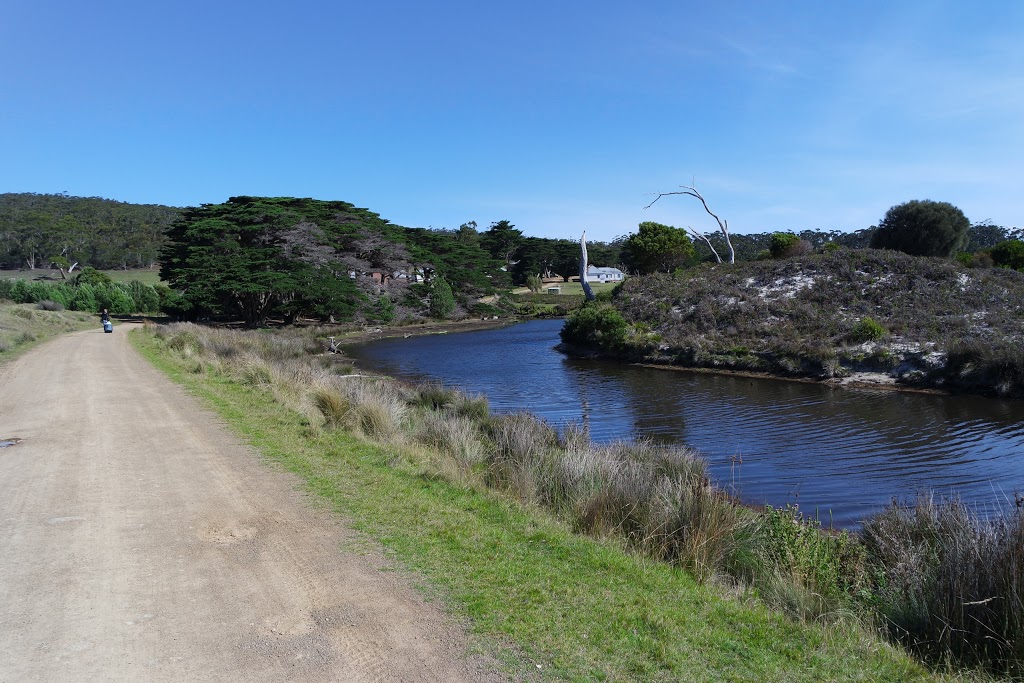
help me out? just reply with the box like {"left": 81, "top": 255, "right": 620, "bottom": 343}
{"left": 100, "top": 308, "right": 110, "bottom": 323}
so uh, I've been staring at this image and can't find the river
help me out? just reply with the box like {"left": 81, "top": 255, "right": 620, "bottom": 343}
{"left": 345, "top": 318, "right": 1024, "bottom": 527}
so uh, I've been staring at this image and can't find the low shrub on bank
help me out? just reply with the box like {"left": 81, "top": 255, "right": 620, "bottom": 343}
{"left": 145, "top": 321, "right": 1023, "bottom": 678}
{"left": 851, "top": 316, "right": 887, "bottom": 342}
{"left": 751, "top": 505, "right": 869, "bottom": 621}
{"left": 559, "top": 302, "right": 629, "bottom": 351}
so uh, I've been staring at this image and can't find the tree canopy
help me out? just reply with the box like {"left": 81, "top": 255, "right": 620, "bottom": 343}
{"left": 620, "top": 222, "right": 695, "bottom": 274}
{"left": 870, "top": 200, "right": 970, "bottom": 258}
{"left": 480, "top": 220, "right": 523, "bottom": 268}
{"left": 159, "top": 196, "right": 509, "bottom": 326}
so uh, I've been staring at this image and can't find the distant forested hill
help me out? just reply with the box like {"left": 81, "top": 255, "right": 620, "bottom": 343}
{"left": 0, "top": 193, "right": 180, "bottom": 270}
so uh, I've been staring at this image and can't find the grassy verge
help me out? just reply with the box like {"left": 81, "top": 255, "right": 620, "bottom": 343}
{"left": 0, "top": 301, "right": 96, "bottom": 363}
{"left": 543, "top": 281, "right": 620, "bottom": 297}
{"left": 0, "top": 267, "right": 163, "bottom": 285}
{"left": 131, "top": 324, "right": 939, "bottom": 682}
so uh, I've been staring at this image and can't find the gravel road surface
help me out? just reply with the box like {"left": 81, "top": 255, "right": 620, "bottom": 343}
{"left": 0, "top": 325, "right": 506, "bottom": 682}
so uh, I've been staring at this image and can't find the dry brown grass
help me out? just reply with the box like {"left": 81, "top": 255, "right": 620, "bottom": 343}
{"left": 862, "top": 494, "right": 1024, "bottom": 676}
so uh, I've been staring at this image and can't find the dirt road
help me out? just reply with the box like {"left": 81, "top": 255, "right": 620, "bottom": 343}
{"left": 0, "top": 325, "right": 506, "bottom": 682}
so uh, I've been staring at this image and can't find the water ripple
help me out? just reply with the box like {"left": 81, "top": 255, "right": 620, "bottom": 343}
{"left": 347, "top": 319, "right": 1024, "bottom": 527}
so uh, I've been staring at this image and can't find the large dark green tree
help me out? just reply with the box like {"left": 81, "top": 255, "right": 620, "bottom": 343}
{"left": 397, "top": 227, "right": 508, "bottom": 292}
{"left": 870, "top": 200, "right": 970, "bottom": 257}
{"left": 161, "top": 203, "right": 298, "bottom": 326}
{"left": 160, "top": 197, "right": 371, "bottom": 326}
{"left": 480, "top": 220, "right": 523, "bottom": 268}
{"left": 620, "top": 221, "right": 695, "bottom": 274}
{"left": 159, "top": 196, "right": 510, "bottom": 326}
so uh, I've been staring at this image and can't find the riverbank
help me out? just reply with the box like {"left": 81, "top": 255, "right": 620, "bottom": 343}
{"left": 344, "top": 310, "right": 957, "bottom": 398}
{"left": 129, "top": 322, "right": 956, "bottom": 682}
{"left": 132, "top": 321, "right": 1024, "bottom": 680}
{"left": 337, "top": 317, "right": 1024, "bottom": 532}
{"left": 563, "top": 249, "right": 1024, "bottom": 399}
{"left": 627, "top": 359, "right": 953, "bottom": 396}
{"left": 330, "top": 316, "right": 520, "bottom": 346}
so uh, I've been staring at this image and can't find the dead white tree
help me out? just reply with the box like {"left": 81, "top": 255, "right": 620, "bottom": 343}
{"left": 643, "top": 184, "right": 735, "bottom": 264}
{"left": 579, "top": 232, "right": 595, "bottom": 301}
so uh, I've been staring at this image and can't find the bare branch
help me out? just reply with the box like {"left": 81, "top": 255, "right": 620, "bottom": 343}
{"left": 643, "top": 183, "right": 735, "bottom": 264}
{"left": 686, "top": 227, "right": 722, "bottom": 264}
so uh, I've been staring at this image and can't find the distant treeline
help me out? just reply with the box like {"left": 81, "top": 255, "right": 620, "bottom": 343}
{"left": 4, "top": 192, "right": 1020, "bottom": 279}
{"left": 679, "top": 222, "right": 1023, "bottom": 265}
{"left": 0, "top": 193, "right": 179, "bottom": 270}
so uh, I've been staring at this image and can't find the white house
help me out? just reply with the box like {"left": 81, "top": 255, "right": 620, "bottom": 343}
{"left": 586, "top": 265, "right": 625, "bottom": 283}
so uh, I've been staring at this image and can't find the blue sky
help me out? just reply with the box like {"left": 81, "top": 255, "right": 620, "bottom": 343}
{"left": 2, "top": 1, "right": 1021, "bottom": 242}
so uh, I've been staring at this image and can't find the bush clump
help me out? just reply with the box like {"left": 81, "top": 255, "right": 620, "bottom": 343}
{"left": 851, "top": 316, "right": 887, "bottom": 342}
{"left": 560, "top": 303, "right": 629, "bottom": 351}
{"left": 770, "top": 233, "right": 812, "bottom": 259}
{"left": 991, "top": 239, "right": 1024, "bottom": 271}
{"left": 870, "top": 200, "right": 970, "bottom": 258}
{"left": 0, "top": 275, "right": 164, "bottom": 315}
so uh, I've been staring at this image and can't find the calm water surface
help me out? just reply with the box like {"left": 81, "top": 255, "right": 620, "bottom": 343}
{"left": 346, "top": 319, "right": 1024, "bottom": 527}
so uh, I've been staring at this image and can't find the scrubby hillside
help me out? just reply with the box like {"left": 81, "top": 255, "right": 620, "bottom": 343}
{"left": 563, "top": 248, "right": 1024, "bottom": 397}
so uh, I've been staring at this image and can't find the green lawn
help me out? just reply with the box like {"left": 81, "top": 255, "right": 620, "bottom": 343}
{"left": 536, "top": 280, "right": 620, "bottom": 296}
{"left": 0, "top": 267, "right": 163, "bottom": 285}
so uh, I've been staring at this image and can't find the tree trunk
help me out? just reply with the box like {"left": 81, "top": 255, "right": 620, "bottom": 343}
{"left": 579, "top": 233, "right": 595, "bottom": 302}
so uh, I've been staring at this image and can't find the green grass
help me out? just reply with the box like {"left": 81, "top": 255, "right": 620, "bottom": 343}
{"left": 0, "top": 267, "right": 163, "bottom": 285}
{"left": 0, "top": 301, "right": 95, "bottom": 363}
{"left": 130, "top": 327, "right": 938, "bottom": 682}
{"left": 540, "top": 280, "right": 620, "bottom": 296}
